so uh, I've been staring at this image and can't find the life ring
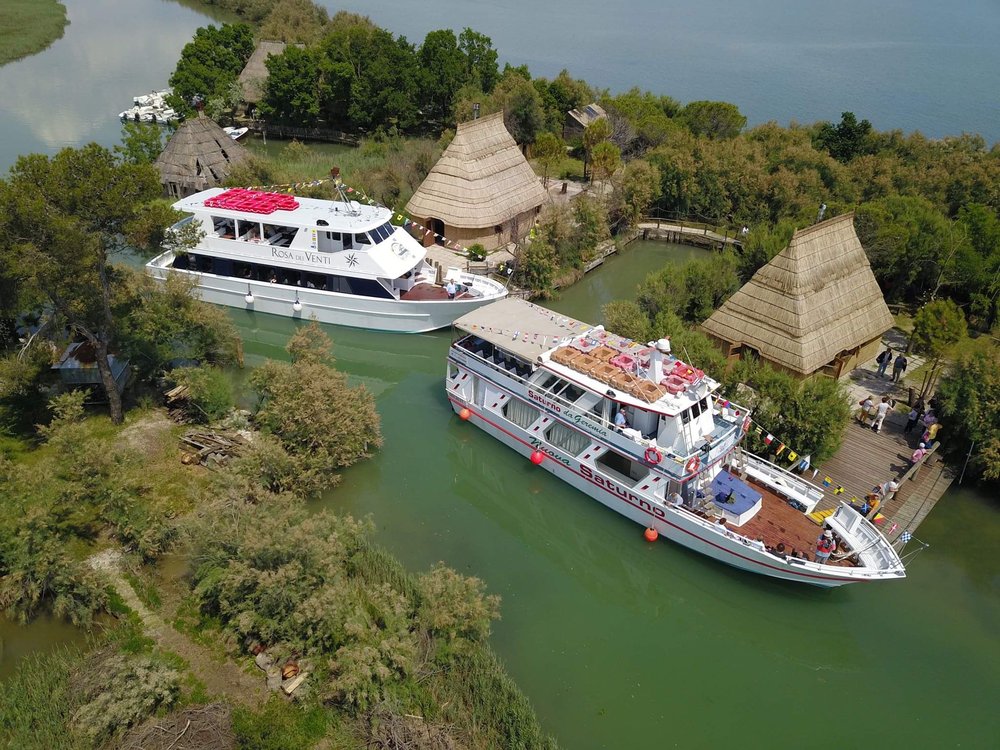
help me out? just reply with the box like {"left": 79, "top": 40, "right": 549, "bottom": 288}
{"left": 685, "top": 455, "right": 701, "bottom": 475}
{"left": 644, "top": 447, "right": 663, "bottom": 464}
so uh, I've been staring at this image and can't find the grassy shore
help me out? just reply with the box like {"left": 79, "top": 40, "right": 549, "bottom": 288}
{"left": 0, "top": 1, "right": 68, "bottom": 66}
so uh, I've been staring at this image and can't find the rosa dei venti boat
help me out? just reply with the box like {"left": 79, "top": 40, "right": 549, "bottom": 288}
{"left": 446, "top": 299, "right": 906, "bottom": 587}
{"left": 146, "top": 187, "right": 507, "bottom": 332}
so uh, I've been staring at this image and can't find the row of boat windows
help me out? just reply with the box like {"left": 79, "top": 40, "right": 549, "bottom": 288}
{"left": 680, "top": 396, "right": 712, "bottom": 424}
{"left": 501, "top": 399, "right": 652, "bottom": 489}
{"left": 211, "top": 216, "right": 396, "bottom": 249}
{"left": 172, "top": 254, "right": 394, "bottom": 299}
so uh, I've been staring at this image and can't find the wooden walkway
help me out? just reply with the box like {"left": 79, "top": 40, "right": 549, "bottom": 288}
{"left": 637, "top": 221, "right": 744, "bottom": 250}
{"left": 813, "top": 410, "right": 952, "bottom": 542}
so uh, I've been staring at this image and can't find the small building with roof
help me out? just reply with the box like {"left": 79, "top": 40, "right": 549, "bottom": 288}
{"left": 405, "top": 111, "right": 548, "bottom": 251}
{"left": 564, "top": 102, "right": 607, "bottom": 141}
{"left": 700, "top": 213, "right": 893, "bottom": 379}
{"left": 237, "top": 40, "right": 289, "bottom": 112}
{"left": 155, "top": 113, "right": 250, "bottom": 199}
{"left": 52, "top": 341, "right": 130, "bottom": 394}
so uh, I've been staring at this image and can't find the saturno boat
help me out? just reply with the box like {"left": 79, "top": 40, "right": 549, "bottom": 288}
{"left": 446, "top": 298, "right": 906, "bottom": 587}
{"left": 146, "top": 187, "right": 508, "bottom": 332}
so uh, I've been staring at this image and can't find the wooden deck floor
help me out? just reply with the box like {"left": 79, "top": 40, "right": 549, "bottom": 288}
{"left": 400, "top": 283, "right": 471, "bottom": 301}
{"left": 812, "top": 410, "right": 952, "bottom": 542}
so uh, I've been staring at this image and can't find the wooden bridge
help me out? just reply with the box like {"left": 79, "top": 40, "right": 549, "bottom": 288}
{"left": 637, "top": 218, "right": 744, "bottom": 251}
{"left": 809, "top": 409, "right": 952, "bottom": 543}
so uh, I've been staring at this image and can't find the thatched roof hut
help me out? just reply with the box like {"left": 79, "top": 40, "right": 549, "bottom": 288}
{"left": 405, "top": 112, "right": 548, "bottom": 250}
{"left": 237, "top": 40, "right": 288, "bottom": 105}
{"left": 155, "top": 114, "right": 250, "bottom": 198}
{"left": 701, "top": 213, "right": 893, "bottom": 378}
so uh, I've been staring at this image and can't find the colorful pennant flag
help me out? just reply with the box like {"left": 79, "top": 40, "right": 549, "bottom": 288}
{"left": 764, "top": 434, "right": 774, "bottom": 445}
{"left": 834, "top": 486, "right": 845, "bottom": 495}
{"left": 822, "top": 476, "right": 832, "bottom": 487}
{"left": 754, "top": 426, "right": 763, "bottom": 435}
{"left": 775, "top": 443, "right": 786, "bottom": 456}
{"left": 787, "top": 450, "right": 798, "bottom": 463}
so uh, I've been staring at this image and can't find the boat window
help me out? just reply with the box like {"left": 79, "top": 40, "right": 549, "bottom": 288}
{"left": 262, "top": 224, "right": 297, "bottom": 248}
{"left": 237, "top": 220, "right": 260, "bottom": 242}
{"left": 691, "top": 399, "right": 702, "bottom": 418}
{"left": 195, "top": 255, "right": 214, "bottom": 273}
{"left": 502, "top": 399, "right": 540, "bottom": 429}
{"left": 303, "top": 272, "right": 325, "bottom": 290}
{"left": 172, "top": 254, "right": 190, "bottom": 270}
{"left": 355, "top": 233, "right": 371, "bottom": 245}
{"left": 534, "top": 373, "right": 560, "bottom": 390}
{"left": 327, "top": 231, "right": 341, "bottom": 241}
{"left": 545, "top": 422, "right": 590, "bottom": 457}
{"left": 680, "top": 407, "right": 691, "bottom": 424}
{"left": 343, "top": 234, "right": 353, "bottom": 250}
{"left": 595, "top": 448, "right": 650, "bottom": 487}
{"left": 542, "top": 376, "right": 569, "bottom": 394}
{"left": 233, "top": 262, "right": 252, "bottom": 279}
{"left": 558, "top": 383, "right": 586, "bottom": 402}
{"left": 212, "top": 217, "right": 235, "bottom": 238}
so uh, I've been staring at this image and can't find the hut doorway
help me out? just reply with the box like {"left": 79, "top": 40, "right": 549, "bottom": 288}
{"left": 427, "top": 217, "right": 445, "bottom": 246}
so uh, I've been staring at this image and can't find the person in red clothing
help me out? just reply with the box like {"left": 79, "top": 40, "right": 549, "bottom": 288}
{"left": 815, "top": 529, "right": 836, "bottom": 564}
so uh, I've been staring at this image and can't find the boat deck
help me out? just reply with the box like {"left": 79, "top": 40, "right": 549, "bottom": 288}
{"left": 401, "top": 283, "right": 471, "bottom": 301}
{"left": 689, "top": 478, "right": 855, "bottom": 566}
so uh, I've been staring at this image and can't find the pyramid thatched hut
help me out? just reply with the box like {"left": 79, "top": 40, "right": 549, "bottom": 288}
{"left": 406, "top": 112, "right": 548, "bottom": 250}
{"left": 701, "top": 213, "right": 893, "bottom": 379}
{"left": 155, "top": 114, "right": 250, "bottom": 199}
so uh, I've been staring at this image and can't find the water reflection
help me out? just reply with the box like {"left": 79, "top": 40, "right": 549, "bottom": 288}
{"left": 0, "top": 0, "right": 228, "bottom": 171}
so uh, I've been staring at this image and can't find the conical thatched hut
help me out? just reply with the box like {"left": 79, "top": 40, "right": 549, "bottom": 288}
{"left": 701, "top": 213, "right": 893, "bottom": 379}
{"left": 406, "top": 111, "right": 548, "bottom": 250}
{"left": 238, "top": 40, "right": 294, "bottom": 109}
{"left": 155, "top": 114, "right": 250, "bottom": 198}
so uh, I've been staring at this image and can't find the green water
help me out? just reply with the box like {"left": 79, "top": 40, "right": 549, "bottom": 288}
{"left": 232, "top": 241, "right": 1000, "bottom": 747}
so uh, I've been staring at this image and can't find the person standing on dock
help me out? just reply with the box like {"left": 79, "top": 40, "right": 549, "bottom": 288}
{"left": 904, "top": 405, "right": 921, "bottom": 435}
{"left": 871, "top": 396, "right": 891, "bottom": 433}
{"left": 892, "top": 352, "right": 908, "bottom": 382}
{"left": 876, "top": 347, "right": 893, "bottom": 378}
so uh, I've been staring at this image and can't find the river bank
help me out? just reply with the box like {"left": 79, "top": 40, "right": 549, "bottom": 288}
{"left": 0, "top": 1, "right": 68, "bottom": 66}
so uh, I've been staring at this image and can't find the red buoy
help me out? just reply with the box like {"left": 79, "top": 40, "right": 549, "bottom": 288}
{"left": 530, "top": 450, "right": 545, "bottom": 465}
{"left": 459, "top": 408, "right": 471, "bottom": 420}
{"left": 644, "top": 527, "right": 659, "bottom": 542}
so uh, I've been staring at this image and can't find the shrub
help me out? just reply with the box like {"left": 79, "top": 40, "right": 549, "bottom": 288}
{"left": 416, "top": 563, "right": 500, "bottom": 654}
{"left": 467, "top": 243, "right": 487, "bottom": 261}
{"left": 171, "top": 365, "right": 234, "bottom": 422}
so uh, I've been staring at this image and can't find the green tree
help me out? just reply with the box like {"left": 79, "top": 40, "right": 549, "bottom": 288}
{"left": 533, "top": 131, "right": 565, "bottom": 187}
{"left": 250, "top": 322, "right": 382, "bottom": 496}
{"left": 609, "top": 159, "right": 661, "bottom": 231}
{"left": 814, "top": 111, "right": 873, "bottom": 163}
{"left": 602, "top": 300, "right": 653, "bottom": 342}
{"left": 261, "top": 44, "right": 321, "bottom": 124}
{"left": 498, "top": 72, "right": 544, "bottom": 145}
{"left": 114, "top": 122, "right": 165, "bottom": 165}
{"left": 0, "top": 145, "right": 161, "bottom": 423}
{"left": 582, "top": 116, "right": 611, "bottom": 180}
{"left": 459, "top": 27, "right": 499, "bottom": 93}
{"left": 419, "top": 29, "right": 467, "bottom": 123}
{"left": 678, "top": 100, "right": 746, "bottom": 139}
{"left": 515, "top": 235, "right": 558, "bottom": 295}
{"left": 637, "top": 251, "right": 741, "bottom": 324}
{"left": 168, "top": 24, "right": 254, "bottom": 110}
{"left": 258, "top": 0, "right": 330, "bottom": 44}
{"left": 911, "top": 299, "right": 967, "bottom": 398}
{"left": 936, "top": 346, "right": 1000, "bottom": 480}
{"left": 589, "top": 140, "right": 621, "bottom": 191}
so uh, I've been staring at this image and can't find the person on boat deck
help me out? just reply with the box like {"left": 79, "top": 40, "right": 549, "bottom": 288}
{"left": 446, "top": 280, "right": 457, "bottom": 299}
{"left": 268, "top": 271, "right": 278, "bottom": 283}
{"left": 668, "top": 491, "right": 685, "bottom": 509}
{"left": 614, "top": 409, "right": 629, "bottom": 428}
{"left": 815, "top": 530, "right": 836, "bottom": 564}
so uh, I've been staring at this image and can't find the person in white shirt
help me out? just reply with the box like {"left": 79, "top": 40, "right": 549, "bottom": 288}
{"left": 445, "top": 280, "right": 457, "bottom": 299}
{"left": 871, "top": 396, "right": 890, "bottom": 433}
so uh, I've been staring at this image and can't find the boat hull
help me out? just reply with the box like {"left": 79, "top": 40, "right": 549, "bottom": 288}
{"left": 147, "top": 262, "right": 506, "bottom": 333}
{"left": 448, "top": 396, "right": 899, "bottom": 588}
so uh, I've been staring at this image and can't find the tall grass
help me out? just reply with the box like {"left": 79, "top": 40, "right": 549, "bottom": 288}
{"left": 0, "top": 1, "right": 68, "bottom": 66}
{"left": 0, "top": 647, "right": 85, "bottom": 749}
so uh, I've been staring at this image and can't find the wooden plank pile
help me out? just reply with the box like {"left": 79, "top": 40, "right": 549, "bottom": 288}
{"left": 180, "top": 430, "right": 249, "bottom": 468}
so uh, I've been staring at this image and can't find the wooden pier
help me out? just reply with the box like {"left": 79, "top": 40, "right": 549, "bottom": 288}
{"left": 809, "top": 410, "right": 952, "bottom": 542}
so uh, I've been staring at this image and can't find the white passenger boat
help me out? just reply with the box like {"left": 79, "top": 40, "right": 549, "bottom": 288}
{"left": 119, "top": 89, "right": 177, "bottom": 124}
{"left": 223, "top": 126, "right": 249, "bottom": 140}
{"left": 146, "top": 187, "right": 508, "bottom": 332}
{"left": 447, "top": 299, "right": 905, "bottom": 587}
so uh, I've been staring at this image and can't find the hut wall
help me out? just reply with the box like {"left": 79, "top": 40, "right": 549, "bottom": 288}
{"left": 411, "top": 207, "right": 539, "bottom": 251}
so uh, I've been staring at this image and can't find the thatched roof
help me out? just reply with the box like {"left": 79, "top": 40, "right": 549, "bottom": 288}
{"left": 238, "top": 40, "right": 290, "bottom": 103}
{"left": 155, "top": 114, "right": 250, "bottom": 192}
{"left": 405, "top": 112, "right": 548, "bottom": 228}
{"left": 700, "top": 213, "right": 893, "bottom": 375}
{"left": 567, "top": 103, "right": 607, "bottom": 128}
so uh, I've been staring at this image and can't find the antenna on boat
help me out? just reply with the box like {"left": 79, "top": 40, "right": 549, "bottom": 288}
{"left": 329, "top": 166, "right": 361, "bottom": 216}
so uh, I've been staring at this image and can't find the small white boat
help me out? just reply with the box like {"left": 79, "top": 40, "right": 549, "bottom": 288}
{"left": 119, "top": 89, "right": 177, "bottom": 124}
{"left": 446, "top": 299, "right": 907, "bottom": 587}
{"left": 223, "top": 126, "right": 249, "bottom": 141}
{"left": 146, "top": 186, "right": 508, "bottom": 332}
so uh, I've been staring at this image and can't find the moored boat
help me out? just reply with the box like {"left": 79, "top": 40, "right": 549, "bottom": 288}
{"left": 146, "top": 186, "right": 508, "bottom": 332}
{"left": 446, "top": 299, "right": 905, "bottom": 587}
{"left": 223, "top": 126, "right": 249, "bottom": 141}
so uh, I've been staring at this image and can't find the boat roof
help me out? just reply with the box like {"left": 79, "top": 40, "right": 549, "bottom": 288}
{"left": 454, "top": 297, "right": 594, "bottom": 362}
{"left": 174, "top": 187, "right": 392, "bottom": 232}
{"left": 454, "top": 298, "right": 719, "bottom": 414}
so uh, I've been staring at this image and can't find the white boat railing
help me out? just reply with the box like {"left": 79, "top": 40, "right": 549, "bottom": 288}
{"left": 828, "top": 504, "right": 904, "bottom": 571}
{"left": 735, "top": 450, "right": 825, "bottom": 513}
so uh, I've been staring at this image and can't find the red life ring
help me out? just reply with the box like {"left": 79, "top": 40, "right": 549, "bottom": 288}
{"left": 685, "top": 455, "right": 701, "bottom": 475}
{"left": 644, "top": 446, "right": 663, "bottom": 464}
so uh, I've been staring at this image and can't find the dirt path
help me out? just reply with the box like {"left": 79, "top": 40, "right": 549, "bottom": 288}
{"left": 88, "top": 550, "right": 268, "bottom": 708}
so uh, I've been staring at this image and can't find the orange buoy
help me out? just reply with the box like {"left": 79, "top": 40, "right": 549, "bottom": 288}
{"left": 644, "top": 527, "right": 659, "bottom": 542}
{"left": 459, "top": 407, "right": 471, "bottom": 420}
{"left": 530, "top": 450, "right": 545, "bottom": 465}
